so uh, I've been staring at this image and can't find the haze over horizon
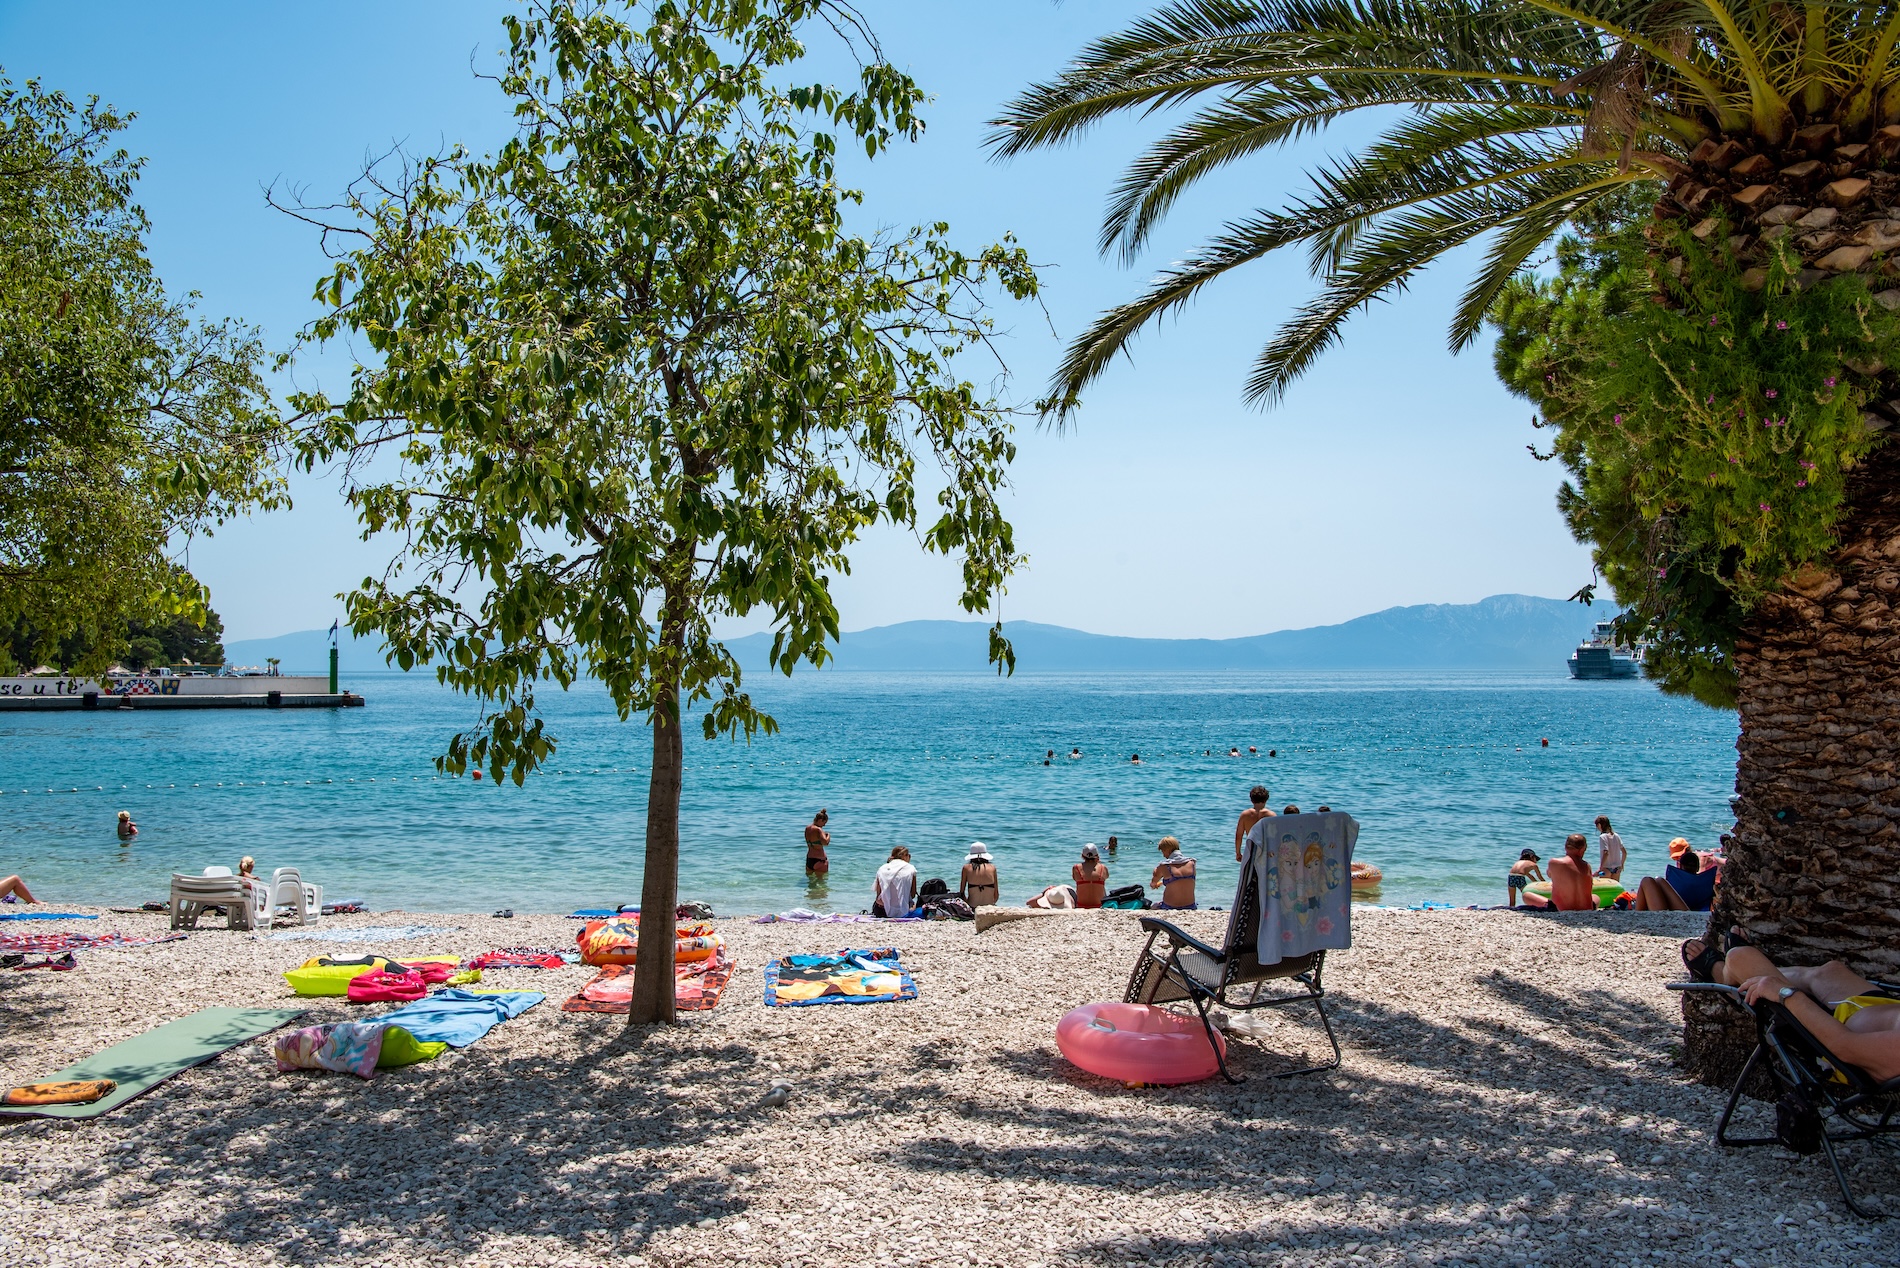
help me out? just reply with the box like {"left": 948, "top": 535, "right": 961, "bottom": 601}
{"left": 0, "top": 1, "right": 1598, "bottom": 643}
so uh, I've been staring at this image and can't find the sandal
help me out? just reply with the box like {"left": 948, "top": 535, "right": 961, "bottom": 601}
{"left": 1682, "top": 938, "right": 1721, "bottom": 983}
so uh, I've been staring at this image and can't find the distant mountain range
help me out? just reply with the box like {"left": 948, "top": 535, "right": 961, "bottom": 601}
{"left": 225, "top": 594, "right": 1611, "bottom": 675}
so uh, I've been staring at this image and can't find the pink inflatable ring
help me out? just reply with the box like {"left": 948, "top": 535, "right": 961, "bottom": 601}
{"left": 1055, "top": 1001, "right": 1225, "bottom": 1085}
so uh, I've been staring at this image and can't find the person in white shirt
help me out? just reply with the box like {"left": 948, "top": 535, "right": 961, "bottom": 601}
{"left": 1595, "top": 815, "right": 1627, "bottom": 880}
{"left": 872, "top": 847, "right": 918, "bottom": 918}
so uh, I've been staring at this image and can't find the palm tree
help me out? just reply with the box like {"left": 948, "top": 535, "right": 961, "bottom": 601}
{"left": 993, "top": 0, "right": 1900, "bottom": 1084}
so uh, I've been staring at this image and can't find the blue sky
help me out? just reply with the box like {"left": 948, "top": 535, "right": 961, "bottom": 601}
{"left": 1, "top": 1, "right": 1595, "bottom": 643}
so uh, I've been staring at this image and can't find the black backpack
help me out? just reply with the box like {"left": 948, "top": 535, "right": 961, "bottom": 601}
{"left": 918, "top": 877, "right": 950, "bottom": 900}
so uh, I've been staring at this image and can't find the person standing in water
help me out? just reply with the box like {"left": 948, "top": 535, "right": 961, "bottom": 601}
{"left": 116, "top": 811, "right": 138, "bottom": 841}
{"left": 1150, "top": 836, "right": 1197, "bottom": 910}
{"left": 1595, "top": 815, "right": 1626, "bottom": 881}
{"left": 1072, "top": 844, "right": 1108, "bottom": 908}
{"left": 803, "top": 810, "right": 830, "bottom": 875}
{"left": 1234, "top": 785, "right": 1273, "bottom": 861}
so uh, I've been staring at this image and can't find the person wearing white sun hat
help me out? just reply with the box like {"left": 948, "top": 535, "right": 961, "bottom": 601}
{"left": 960, "top": 843, "right": 998, "bottom": 908}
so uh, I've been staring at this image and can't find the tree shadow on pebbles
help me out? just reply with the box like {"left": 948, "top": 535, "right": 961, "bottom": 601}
{"left": 10, "top": 1016, "right": 777, "bottom": 1265}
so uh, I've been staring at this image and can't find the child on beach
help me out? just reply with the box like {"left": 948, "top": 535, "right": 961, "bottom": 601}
{"left": 1507, "top": 849, "right": 1544, "bottom": 908}
{"left": 1595, "top": 815, "right": 1626, "bottom": 881}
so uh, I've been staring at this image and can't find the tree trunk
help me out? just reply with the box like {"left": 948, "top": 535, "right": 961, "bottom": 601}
{"left": 1682, "top": 439, "right": 1900, "bottom": 1085}
{"left": 628, "top": 674, "right": 684, "bottom": 1027}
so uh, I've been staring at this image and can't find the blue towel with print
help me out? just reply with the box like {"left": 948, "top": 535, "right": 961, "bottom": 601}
{"left": 375, "top": 989, "right": 543, "bottom": 1047}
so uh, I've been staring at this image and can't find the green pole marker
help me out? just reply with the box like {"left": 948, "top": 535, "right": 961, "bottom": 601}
{"left": 329, "top": 645, "right": 338, "bottom": 695}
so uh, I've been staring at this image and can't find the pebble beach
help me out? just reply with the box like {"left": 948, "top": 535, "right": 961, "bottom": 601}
{"left": 3, "top": 906, "right": 1896, "bottom": 1268}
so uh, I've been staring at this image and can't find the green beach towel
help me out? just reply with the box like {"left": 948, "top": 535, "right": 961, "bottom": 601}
{"left": 0, "top": 1007, "right": 306, "bottom": 1120}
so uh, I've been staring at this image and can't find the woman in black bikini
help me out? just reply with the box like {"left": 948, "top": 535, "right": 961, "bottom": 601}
{"left": 960, "top": 844, "right": 999, "bottom": 907}
{"left": 804, "top": 810, "right": 830, "bottom": 875}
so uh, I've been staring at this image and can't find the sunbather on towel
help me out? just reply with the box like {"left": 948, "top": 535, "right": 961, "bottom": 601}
{"left": 1685, "top": 933, "right": 1900, "bottom": 1082}
{"left": 0, "top": 875, "right": 36, "bottom": 903}
{"left": 1150, "top": 837, "right": 1196, "bottom": 910}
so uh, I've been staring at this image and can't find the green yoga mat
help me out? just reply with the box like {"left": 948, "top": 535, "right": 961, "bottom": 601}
{"left": 0, "top": 1007, "right": 306, "bottom": 1120}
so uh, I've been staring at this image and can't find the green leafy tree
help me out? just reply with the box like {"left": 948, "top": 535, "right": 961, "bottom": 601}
{"left": 0, "top": 584, "right": 224, "bottom": 672}
{"left": 997, "top": 0, "right": 1900, "bottom": 1080}
{"left": 288, "top": 0, "right": 1039, "bottom": 1024}
{"left": 0, "top": 76, "right": 284, "bottom": 676}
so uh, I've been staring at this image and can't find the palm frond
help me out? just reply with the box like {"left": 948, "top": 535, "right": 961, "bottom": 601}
{"left": 1005, "top": 0, "right": 1900, "bottom": 412}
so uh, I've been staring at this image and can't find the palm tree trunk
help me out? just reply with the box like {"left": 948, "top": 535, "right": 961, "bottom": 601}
{"left": 1682, "top": 440, "right": 1900, "bottom": 1085}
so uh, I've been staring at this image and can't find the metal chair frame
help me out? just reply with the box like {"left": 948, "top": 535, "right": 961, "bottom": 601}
{"left": 1124, "top": 831, "right": 1344, "bottom": 1083}
{"left": 1670, "top": 981, "right": 1900, "bottom": 1219}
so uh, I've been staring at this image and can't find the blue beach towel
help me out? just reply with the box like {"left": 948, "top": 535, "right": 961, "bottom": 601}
{"left": 763, "top": 947, "right": 918, "bottom": 1008}
{"left": 0, "top": 912, "right": 98, "bottom": 921}
{"left": 568, "top": 906, "right": 637, "bottom": 919}
{"left": 376, "top": 989, "right": 543, "bottom": 1047}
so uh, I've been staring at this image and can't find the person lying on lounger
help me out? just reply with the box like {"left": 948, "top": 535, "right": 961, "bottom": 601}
{"left": 1684, "top": 932, "right": 1900, "bottom": 1082}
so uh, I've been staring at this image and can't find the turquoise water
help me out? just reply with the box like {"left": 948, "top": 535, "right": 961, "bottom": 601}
{"left": 1, "top": 670, "right": 1738, "bottom": 915}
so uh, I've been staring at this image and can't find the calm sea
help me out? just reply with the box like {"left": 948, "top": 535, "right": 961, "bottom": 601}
{"left": 1, "top": 670, "right": 1738, "bottom": 916}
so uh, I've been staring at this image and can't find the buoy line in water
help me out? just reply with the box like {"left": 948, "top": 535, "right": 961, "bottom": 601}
{"left": 0, "top": 732, "right": 1734, "bottom": 798}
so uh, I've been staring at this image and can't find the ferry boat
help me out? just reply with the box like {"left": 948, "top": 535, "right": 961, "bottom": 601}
{"left": 1567, "top": 621, "right": 1643, "bottom": 679}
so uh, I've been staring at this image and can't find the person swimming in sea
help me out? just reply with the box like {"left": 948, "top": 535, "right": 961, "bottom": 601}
{"left": 1069, "top": 747, "right": 1082, "bottom": 760}
{"left": 1150, "top": 836, "right": 1197, "bottom": 909}
{"left": 804, "top": 810, "right": 830, "bottom": 875}
{"left": 1130, "top": 753, "right": 1141, "bottom": 764}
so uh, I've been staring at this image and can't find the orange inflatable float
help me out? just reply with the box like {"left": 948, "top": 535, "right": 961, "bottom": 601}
{"left": 577, "top": 916, "right": 721, "bottom": 966}
{"left": 1350, "top": 862, "right": 1383, "bottom": 887}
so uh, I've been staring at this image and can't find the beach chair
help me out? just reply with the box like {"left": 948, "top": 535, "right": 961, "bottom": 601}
{"left": 1123, "top": 828, "right": 1344, "bottom": 1083}
{"left": 1668, "top": 981, "right": 1900, "bottom": 1218}
{"left": 266, "top": 868, "right": 319, "bottom": 927}
{"left": 169, "top": 874, "right": 268, "bottom": 931}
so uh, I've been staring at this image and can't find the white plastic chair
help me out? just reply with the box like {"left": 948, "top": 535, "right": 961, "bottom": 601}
{"left": 169, "top": 873, "right": 265, "bottom": 931}
{"left": 201, "top": 865, "right": 233, "bottom": 877}
{"left": 267, "top": 868, "right": 316, "bottom": 926}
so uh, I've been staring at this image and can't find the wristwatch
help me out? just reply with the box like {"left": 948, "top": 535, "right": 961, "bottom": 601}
{"left": 1778, "top": 986, "right": 1798, "bottom": 1002}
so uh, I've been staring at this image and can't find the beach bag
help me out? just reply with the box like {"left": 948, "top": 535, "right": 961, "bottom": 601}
{"left": 920, "top": 894, "right": 974, "bottom": 922}
{"left": 1102, "top": 885, "right": 1147, "bottom": 910}
{"left": 1776, "top": 1089, "right": 1823, "bottom": 1155}
{"left": 918, "top": 877, "right": 949, "bottom": 900}
{"left": 676, "top": 901, "right": 715, "bottom": 921}
{"left": 347, "top": 970, "right": 428, "bottom": 1003}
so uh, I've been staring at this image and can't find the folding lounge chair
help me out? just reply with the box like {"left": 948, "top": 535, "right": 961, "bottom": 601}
{"left": 1124, "top": 830, "right": 1343, "bottom": 1083}
{"left": 1668, "top": 981, "right": 1900, "bottom": 1218}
